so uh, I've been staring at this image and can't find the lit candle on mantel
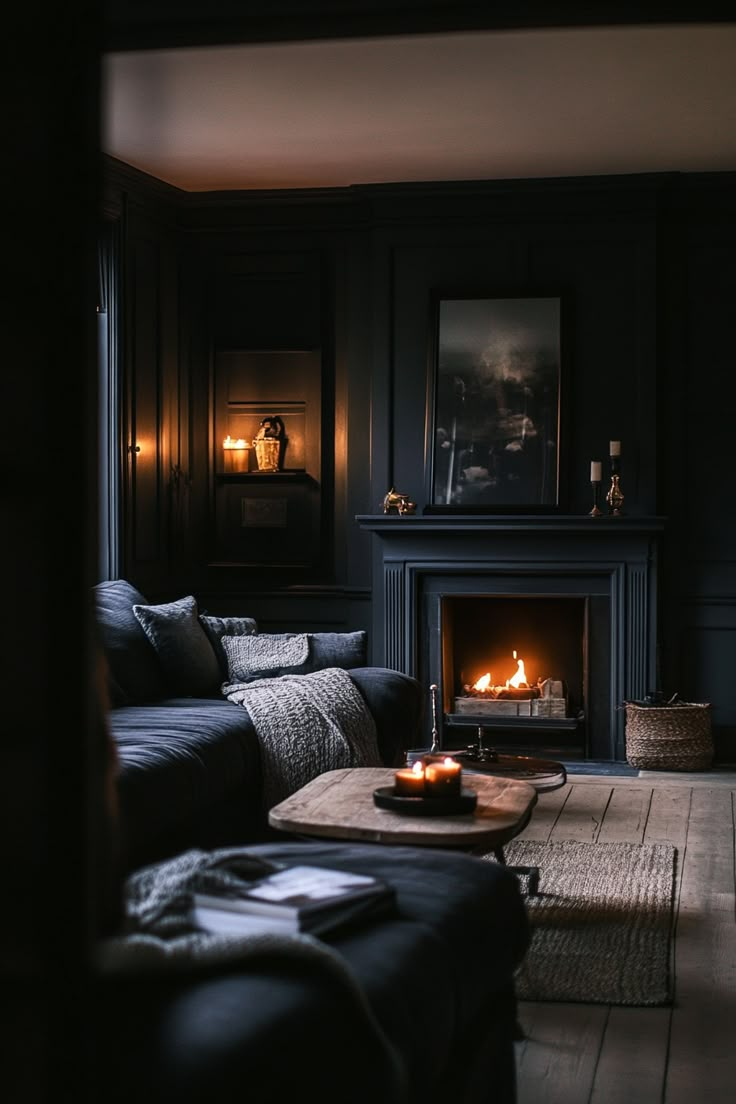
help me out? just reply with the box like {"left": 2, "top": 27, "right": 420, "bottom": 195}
{"left": 424, "top": 756, "right": 462, "bottom": 798}
{"left": 394, "top": 760, "right": 427, "bottom": 797}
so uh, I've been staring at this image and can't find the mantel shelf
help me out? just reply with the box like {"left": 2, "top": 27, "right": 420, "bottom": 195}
{"left": 216, "top": 469, "right": 313, "bottom": 483}
{"left": 356, "top": 513, "right": 666, "bottom": 534}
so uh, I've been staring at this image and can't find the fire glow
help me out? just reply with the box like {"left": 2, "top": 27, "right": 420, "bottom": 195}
{"left": 457, "top": 649, "right": 567, "bottom": 717}
{"left": 468, "top": 650, "right": 539, "bottom": 699}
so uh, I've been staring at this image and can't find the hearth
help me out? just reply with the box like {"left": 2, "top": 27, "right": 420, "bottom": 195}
{"left": 357, "top": 514, "right": 664, "bottom": 761}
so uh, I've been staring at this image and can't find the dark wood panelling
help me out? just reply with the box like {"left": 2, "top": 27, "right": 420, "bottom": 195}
{"left": 376, "top": 184, "right": 660, "bottom": 517}
{"left": 209, "top": 252, "right": 322, "bottom": 350}
{"left": 108, "top": 163, "right": 736, "bottom": 758}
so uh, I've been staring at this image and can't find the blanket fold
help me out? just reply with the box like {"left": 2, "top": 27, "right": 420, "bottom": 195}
{"left": 222, "top": 666, "right": 383, "bottom": 808}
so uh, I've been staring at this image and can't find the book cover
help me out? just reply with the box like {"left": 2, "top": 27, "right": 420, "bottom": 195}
{"left": 191, "top": 864, "right": 394, "bottom": 937}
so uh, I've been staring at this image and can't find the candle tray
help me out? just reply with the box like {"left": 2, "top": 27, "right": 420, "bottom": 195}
{"left": 372, "top": 787, "right": 477, "bottom": 816}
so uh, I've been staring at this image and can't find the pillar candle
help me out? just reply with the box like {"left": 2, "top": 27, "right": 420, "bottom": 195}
{"left": 609, "top": 440, "right": 621, "bottom": 458}
{"left": 394, "top": 761, "right": 427, "bottom": 797}
{"left": 424, "top": 757, "right": 462, "bottom": 797}
{"left": 223, "top": 436, "right": 250, "bottom": 472}
{"left": 590, "top": 461, "right": 602, "bottom": 482}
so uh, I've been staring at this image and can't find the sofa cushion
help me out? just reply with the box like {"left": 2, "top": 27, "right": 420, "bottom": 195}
{"left": 110, "top": 699, "right": 264, "bottom": 869}
{"left": 94, "top": 839, "right": 527, "bottom": 1103}
{"left": 133, "top": 595, "right": 222, "bottom": 697}
{"left": 349, "top": 667, "right": 423, "bottom": 766}
{"left": 218, "top": 630, "right": 368, "bottom": 683}
{"left": 250, "top": 840, "right": 529, "bottom": 1094}
{"left": 200, "top": 614, "right": 259, "bottom": 677}
{"left": 95, "top": 580, "right": 168, "bottom": 705}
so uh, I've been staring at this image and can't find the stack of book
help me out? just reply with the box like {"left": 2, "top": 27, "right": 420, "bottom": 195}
{"left": 191, "top": 864, "right": 394, "bottom": 937}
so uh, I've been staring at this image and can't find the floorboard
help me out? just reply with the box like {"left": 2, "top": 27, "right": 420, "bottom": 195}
{"left": 513, "top": 771, "right": 736, "bottom": 1104}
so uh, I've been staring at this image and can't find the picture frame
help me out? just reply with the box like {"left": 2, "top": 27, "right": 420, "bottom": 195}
{"left": 426, "top": 291, "right": 564, "bottom": 511}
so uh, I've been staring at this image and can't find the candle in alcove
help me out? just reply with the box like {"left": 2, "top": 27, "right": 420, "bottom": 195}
{"left": 424, "top": 757, "right": 462, "bottom": 797}
{"left": 394, "top": 760, "right": 427, "bottom": 797}
{"left": 223, "top": 435, "right": 250, "bottom": 473}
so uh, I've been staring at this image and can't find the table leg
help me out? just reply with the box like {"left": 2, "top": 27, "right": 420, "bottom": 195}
{"left": 493, "top": 847, "right": 540, "bottom": 897}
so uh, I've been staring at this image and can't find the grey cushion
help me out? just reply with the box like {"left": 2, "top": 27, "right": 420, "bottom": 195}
{"left": 219, "top": 630, "right": 368, "bottom": 683}
{"left": 94, "top": 579, "right": 168, "bottom": 705}
{"left": 200, "top": 614, "right": 259, "bottom": 679}
{"left": 133, "top": 596, "right": 222, "bottom": 697}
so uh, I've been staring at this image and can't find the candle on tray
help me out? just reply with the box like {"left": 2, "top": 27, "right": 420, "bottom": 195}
{"left": 590, "top": 460, "right": 602, "bottom": 483}
{"left": 394, "top": 760, "right": 427, "bottom": 797}
{"left": 424, "top": 756, "right": 462, "bottom": 797}
{"left": 609, "top": 440, "right": 621, "bottom": 458}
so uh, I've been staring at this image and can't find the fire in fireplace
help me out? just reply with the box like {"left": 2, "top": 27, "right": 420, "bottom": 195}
{"left": 457, "top": 650, "right": 567, "bottom": 719}
{"left": 440, "top": 595, "right": 586, "bottom": 753}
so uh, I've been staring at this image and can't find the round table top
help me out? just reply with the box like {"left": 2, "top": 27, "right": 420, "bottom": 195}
{"left": 453, "top": 750, "right": 568, "bottom": 793}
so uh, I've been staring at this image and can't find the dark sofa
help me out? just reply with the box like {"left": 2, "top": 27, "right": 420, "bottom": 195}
{"left": 95, "top": 578, "right": 424, "bottom": 871}
{"left": 92, "top": 579, "right": 530, "bottom": 1104}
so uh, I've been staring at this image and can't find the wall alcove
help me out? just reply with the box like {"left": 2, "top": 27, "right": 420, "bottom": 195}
{"left": 212, "top": 349, "right": 322, "bottom": 570}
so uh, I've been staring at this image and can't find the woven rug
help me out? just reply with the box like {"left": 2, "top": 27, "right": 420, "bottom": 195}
{"left": 489, "top": 840, "right": 677, "bottom": 1006}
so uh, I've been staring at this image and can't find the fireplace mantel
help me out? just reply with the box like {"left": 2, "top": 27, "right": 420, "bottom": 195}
{"left": 357, "top": 513, "right": 665, "bottom": 760}
{"left": 357, "top": 514, "right": 664, "bottom": 535}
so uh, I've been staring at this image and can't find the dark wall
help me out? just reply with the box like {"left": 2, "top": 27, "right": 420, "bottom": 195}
{"left": 104, "top": 160, "right": 736, "bottom": 759}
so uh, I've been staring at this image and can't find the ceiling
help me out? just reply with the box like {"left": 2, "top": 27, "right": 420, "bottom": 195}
{"left": 102, "top": 23, "right": 736, "bottom": 192}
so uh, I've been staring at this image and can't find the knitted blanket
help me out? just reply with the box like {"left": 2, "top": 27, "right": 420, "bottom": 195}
{"left": 222, "top": 666, "right": 383, "bottom": 809}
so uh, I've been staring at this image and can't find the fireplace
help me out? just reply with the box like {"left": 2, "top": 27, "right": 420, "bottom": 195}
{"left": 357, "top": 514, "right": 664, "bottom": 761}
{"left": 427, "top": 588, "right": 607, "bottom": 758}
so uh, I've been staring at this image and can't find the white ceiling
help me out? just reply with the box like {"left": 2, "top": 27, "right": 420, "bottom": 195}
{"left": 102, "top": 23, "right": 736, "bottom": 192}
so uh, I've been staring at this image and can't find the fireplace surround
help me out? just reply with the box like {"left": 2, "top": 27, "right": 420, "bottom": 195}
{"left": 357, "top": 515, "right": 664, "bottom": 761}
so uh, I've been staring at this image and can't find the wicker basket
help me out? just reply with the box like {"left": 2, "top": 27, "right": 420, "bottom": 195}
{"left": 625, "top": 701, "right": 713, "bottom": 771}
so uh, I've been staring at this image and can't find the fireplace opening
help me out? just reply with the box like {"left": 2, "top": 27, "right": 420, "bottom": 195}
{"left": 439, "top": 595, "right": 588, "bottom": 756}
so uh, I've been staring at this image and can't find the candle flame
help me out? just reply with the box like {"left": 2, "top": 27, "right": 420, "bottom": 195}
{"left": 223, "top": 435, "right": 248, "bottom": 448}
{"left": 412, "top": 760, "right": 424, "bottom": 776}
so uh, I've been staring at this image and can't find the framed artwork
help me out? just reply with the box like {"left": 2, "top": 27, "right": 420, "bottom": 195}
{"left": 427, "top": 292, "right": 563, "bottom": 510}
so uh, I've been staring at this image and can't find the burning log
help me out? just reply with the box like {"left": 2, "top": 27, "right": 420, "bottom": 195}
{"left": 455, "top": 651, "right": 567, "bottom": 718}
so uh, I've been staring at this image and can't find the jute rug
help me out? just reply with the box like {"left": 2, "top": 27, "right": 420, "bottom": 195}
{"left": 487, "top": 840, "right": 677, "bottom": 1006}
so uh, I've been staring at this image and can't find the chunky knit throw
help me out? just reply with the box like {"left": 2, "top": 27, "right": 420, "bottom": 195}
{"left": 222, "top": 667, "right": 382, "bottom": 809}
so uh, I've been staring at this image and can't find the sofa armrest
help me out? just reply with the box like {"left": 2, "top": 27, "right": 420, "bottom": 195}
{"left": 348, "top": 668, "right": 423, "bottom": 767}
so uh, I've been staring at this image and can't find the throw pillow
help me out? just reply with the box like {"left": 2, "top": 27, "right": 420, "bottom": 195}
{"left": 132, "top": 595, "right": 222, "bottom": 697}
{"left": 221, "top": 633, "right": 310, "bottom": 683}
{"left": 219, "top": 630, "right": 368, "bottom": 684}
{"left": 200, "top": 614, "right": 259, "bottom": 679}
{"left": 94, "top": 579, "right": 168, "bottom": 705}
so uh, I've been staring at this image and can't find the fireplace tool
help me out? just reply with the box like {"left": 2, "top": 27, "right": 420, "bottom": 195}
{"left": 429, "top": 684, "right": 441, "bottom": 753}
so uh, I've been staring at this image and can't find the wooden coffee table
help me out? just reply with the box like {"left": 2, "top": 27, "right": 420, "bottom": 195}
{"left": 268, "top": 765, "right": 538, "bottom": 861}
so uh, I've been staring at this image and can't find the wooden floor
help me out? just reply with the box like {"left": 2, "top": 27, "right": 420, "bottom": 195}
{"left": 513, "top": 769, "right": 736, "bottom": 1104}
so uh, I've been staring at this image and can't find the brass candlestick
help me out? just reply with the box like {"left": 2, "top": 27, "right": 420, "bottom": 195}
{"left": 606, "top": 472, "right": 625, "bottom": 515}
{"left": 606, "top": 448, "right": 624, "bottom": 515}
